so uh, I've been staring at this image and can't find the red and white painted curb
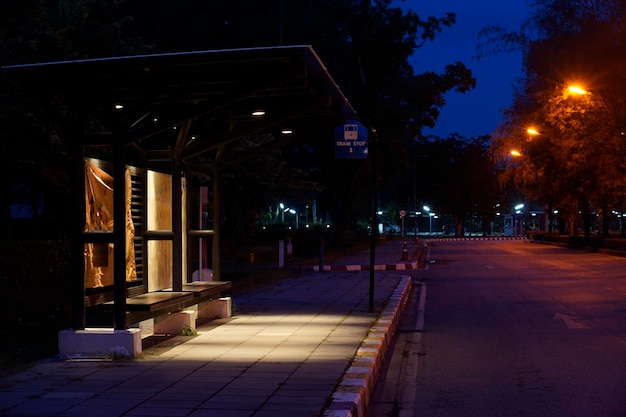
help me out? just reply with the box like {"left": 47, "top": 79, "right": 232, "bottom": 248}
{"left": 426, "top": 236, "right": 528, "bottom": 243}
{"left": 312, "top": 261, "right": 418, "bottom": 272}
{"left": 323, "top": 275, "right": 412, "bottom": 417}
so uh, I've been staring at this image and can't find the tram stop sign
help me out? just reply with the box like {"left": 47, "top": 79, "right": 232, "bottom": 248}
{"left": 334, "top": 119, "right": 368, "bottom": 159}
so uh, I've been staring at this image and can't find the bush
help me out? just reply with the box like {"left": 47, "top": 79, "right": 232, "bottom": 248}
{"left": 528, "top": 232, "right": 626, "bottom": 253}
{"left": 0, "top": 240, "right": 72, "bottom": 372}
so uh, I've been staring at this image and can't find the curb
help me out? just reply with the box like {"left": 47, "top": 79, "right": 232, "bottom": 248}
{"left": 323, "top": 275, "right": 412, "bottom": 417}
{"left": 312, "top": 261, "right": 418, "bottom": 272}
{"left": 425, "top": 236, "right": 528, "bottom": 243}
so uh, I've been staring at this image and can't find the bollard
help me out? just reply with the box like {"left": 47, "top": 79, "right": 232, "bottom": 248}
{"left": 318, "top": 237, "right": 325, "bottom": 272}
{"left": 278, "top": 240, "right": 285, "bottom": 269}
{"left": 402, "top": 240, "right": 408, "bottom": 261}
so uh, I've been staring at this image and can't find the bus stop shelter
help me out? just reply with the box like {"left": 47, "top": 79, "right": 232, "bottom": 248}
{"left": 3, "top": 45, "right": 356, "bottom": 355}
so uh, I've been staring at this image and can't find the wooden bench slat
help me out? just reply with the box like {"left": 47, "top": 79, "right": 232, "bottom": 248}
{"left": 103, "top": 291, "right": 195, "bottom": 312}
{"left": 163, "top": 281, "right": 232, "bottom": 298}
{"left": 94, "top": 281, "right": 232, "bottom": 325}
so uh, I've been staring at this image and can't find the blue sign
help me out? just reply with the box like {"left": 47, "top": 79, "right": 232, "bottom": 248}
{"left": 334, "top": 120, "right": 368, "bottom": 159}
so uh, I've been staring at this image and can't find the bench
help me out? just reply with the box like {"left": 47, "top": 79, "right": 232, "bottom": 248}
{"left": 172, "top": 281, "right": 232, "bottom": 299}
{"left": 102, "top": 281, "right": 232, "bottom": 325}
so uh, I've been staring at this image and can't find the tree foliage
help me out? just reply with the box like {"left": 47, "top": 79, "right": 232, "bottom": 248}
{"left": 1, "top": 0, "right": 477, "bottom": 242}
{"left": 417, "top": 135, "right": 498, "bottom": 237}
{"left": 488, "top": 0, "right": 626, "bottom": 235}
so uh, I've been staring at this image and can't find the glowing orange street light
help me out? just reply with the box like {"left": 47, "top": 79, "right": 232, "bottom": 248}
{"left": 568, "top": 85, "right": 588, "bottom": 95}
{"left": 527, "top": 127, "right": 540, "bottom": 136}
{"left": 510, "top": 150, "right": 522, "bottom": 157}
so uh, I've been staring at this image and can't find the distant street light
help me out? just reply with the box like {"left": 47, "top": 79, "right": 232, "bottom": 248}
{"left": 423, "top": 205, "right": 433, "bottom": 235}
{"left": 527, "top": 127, "right": 540, "bottom": 136}
{"left": 566, "top": 84, "right": 619, "bottom": 129}
{"left": 288, "top": 208, "right": 298, "bottom": 228}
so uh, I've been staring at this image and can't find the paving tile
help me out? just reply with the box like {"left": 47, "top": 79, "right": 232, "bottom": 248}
{"left": 0, "top": 240, "right": 413, "bottom": 417}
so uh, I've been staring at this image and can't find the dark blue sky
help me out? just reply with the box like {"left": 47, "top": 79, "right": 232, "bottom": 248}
{"left": 401, "top": 0, "right": 528, "bottom": 138}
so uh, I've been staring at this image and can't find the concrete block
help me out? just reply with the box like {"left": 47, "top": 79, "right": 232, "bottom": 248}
{"left": 198, "top": 297, "right": 232, "bottom": 319}
{"left": 154, "top": 310, "right": 197, "bottom": 335}
{"left": 58, "top": 328, "right": 142, "bottom": 358}
{"left": 134, "top": 318, "right": 154, "bottom": 338}
{"left": 192, "top": 268, "right": 213, "bottom": 281}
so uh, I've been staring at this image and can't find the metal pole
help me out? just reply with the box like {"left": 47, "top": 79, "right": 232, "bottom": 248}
{"left": 369, "top": 134, "right": 378, "bottom": 313}
{"left": 413, "top": 156, "right": 417, "bottom": 238}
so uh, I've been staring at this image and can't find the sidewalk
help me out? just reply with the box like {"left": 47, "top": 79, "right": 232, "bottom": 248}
{"left": 0, "top": 238, "right": 420, "bottom": 417}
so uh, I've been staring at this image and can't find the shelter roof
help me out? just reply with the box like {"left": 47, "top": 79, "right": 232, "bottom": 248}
{"left": 4, "top": 45, "right": 356, "bottom": 167}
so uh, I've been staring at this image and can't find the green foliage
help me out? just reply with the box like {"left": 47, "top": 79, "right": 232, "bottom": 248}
{"left": 179, "top": 325, "right": 198, "bottom": 337}
{"left": 0, "top": 240, "right": 71, "bottom": 371}
{"left": 488, "top": 0, "right": 626, "bottom": 235}
{"left": 416, "top": 134, "right": 498, "bottom": 236}
{"left": 2, "top": 0, "right": 477, "bottom": 244}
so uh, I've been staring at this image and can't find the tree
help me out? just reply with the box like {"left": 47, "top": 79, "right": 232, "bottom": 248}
{"left": 417, "top": 134, "right": 498, "bottom": 237}
{"left": 123, "top": 0, "right": 476, "bottom": 239}
{"left": 2, "top": 0, "right": 477, "bottom": 244}
{"left": 486, "top": 0, "right": 626, "bottom": 235}
{"left": 0, "top": 0, "right": 146, "bottom": 239}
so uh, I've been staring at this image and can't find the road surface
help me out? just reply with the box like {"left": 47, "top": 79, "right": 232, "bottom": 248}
{"left": 369, "top": 239, "right": 626, "bottom": 417}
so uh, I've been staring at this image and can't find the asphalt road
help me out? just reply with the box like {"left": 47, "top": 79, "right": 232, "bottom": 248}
{"left": 369, "top": 239, "right": 626, "bottom": 417}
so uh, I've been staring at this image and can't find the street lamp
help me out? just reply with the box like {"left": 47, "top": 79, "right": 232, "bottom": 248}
{"left": 514, "top": 203, "right": 525, "bottom": 236}
{"left": 423, "top": 205, "right": 433, "bottom": 235}
{"left": 288, "top": 208, "right": 298, "bottom": 228}
{"left": 568, "top": 85, "right": 588, "bottom": 95}
{"left": 527, "top": 127, "right": 540, "bottom": 136}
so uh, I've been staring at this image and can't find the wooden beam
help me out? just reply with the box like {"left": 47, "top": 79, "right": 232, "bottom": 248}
{"left": 212, "top": 164, "right": 222, "bottom": 281}
{"left": 172, "top": 159, "right": 183, "bottom": 292}
{"left": 70, "top": 106, "right": 87, "bottom": 330}
{"left": 112, "top": 117, "right": 128, "bottom": 330}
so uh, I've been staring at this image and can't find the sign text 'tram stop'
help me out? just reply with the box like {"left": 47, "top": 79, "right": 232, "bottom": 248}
{"left": 334, "top": 120, "right": 368, "bottom": 159}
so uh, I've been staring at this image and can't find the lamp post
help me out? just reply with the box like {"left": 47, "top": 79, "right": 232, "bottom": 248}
{"left": 565, "top": 84, "right": 620, "bottom": 236}
{"left": 288, "top": 208, "right": 298, "bottom": 228}
{"left": 565, "top": 84, "right": 620, "bottom": 132}
{"left": 423, "top": 205, "right": 433, "bottom": 235}
{"left": 413, "top": 155, "right": 428, "bottom": 238}
{"left": 514, "top": 203, "right": 525, "bottom": 236}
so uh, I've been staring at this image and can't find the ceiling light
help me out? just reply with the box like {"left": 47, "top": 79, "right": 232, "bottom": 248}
{"left": 251, "top": 110, "right": 265, "bottom": 117}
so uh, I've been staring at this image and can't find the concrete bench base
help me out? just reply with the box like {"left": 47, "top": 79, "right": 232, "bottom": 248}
{"left": 154, "top": 309, "right": 198, "bottom": 335}
{"left": 61, "top": 297, "right": 233, "bottom": 357}
{"left": 58, "top": 328, "right": 142, "bottom": 358}
{"left": 198, "top": 297, "right": 232, "bottom": 319}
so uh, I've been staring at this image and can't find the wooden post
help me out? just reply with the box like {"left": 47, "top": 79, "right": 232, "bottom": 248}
{"left": 172, "top": 160, "right": 183, "bottom": 292}
{"left": 70, "top": 107, "right": 86, "bottom": 330}
{"left": 212, "top": 168, "right": 222, "bottom": 281}
{"left": 113, "top": 126, "right": 128, "bottom": 330}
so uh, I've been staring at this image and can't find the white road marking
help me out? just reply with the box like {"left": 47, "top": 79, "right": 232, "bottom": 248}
{"left": 553, "top": 312, "right": 589, "bottom": 329}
